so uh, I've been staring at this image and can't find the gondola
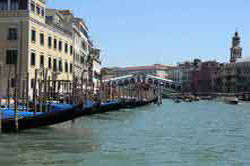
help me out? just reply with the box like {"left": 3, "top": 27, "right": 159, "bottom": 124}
{"left": 0, "top": 101, "right": 122, "bottom": 132}
{"left": 0, "top": 98, "right": 157, "bottom": 133}
{"left": 1, "top": 104, "right": 83, "bottom": 132}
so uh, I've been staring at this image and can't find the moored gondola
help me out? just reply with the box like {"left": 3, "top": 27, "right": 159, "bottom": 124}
{"left": 0, "top": 97, "right": 157, "bottom": 133}
{"left": 1, "top": 104, "right": 83, "bottom": 132}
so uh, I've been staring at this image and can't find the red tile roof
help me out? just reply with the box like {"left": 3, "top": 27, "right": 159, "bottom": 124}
{"left": 123, "top": 64, "right": 171, "bottom": 71}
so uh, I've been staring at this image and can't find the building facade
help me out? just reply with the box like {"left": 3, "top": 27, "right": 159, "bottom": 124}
{"left": 198, "top": 61, "right": 220, "bottom": 93}
{"left": 72, "top": 17, "right": 90, "bottom": 81}
{"left": 0, "top": 0, "right": 75, "bottom": 98}
{"left": 168, "top": 60, "right": 222, "bottom": 93}
{"left": 215, "top": 61, "right": 250, "bottom": 93}
{"left": 0, "top": 0, "right": 102, "bottom": 99}
{"left": 90, "top": 47, "right": 101, "bottom": 92}
{"left": 213, "top": 31, "right": 249, "bottom": 94}
{"left": 168, "top": 62, "right": 194, "bottom": 92}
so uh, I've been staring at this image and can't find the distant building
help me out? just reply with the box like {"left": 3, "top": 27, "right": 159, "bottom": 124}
{"left": 169, "top": 62, "right": 195, "bottom": 92}
{"left": 101, "top": 67, "right": 120, "bottom": 81}
{"left": 216, "top": 58, "right": 250, "bottom": 93}
{"left": 168, "top": 60, "right": 221, "bottom": 93}
{"left": 191, "top": 59, "right": 202, "bottom": 92}
{"left": 212, "top": 31, "right": 250, "bottom": 93}
{"left": 168, "top": 66, "right": 183, "bottom": 86}
{"left": 198, "top": 61, "right": 220, "bottom": 93}
{"left": 216, "top": 63, "right": 237, "bottom": 93}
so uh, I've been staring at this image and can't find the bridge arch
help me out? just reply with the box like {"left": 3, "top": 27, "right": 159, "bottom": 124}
{"left": 103, "top": 73, "right": 180, "bottom": 93}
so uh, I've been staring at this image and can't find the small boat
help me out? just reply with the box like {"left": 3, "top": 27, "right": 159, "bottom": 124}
{"left": 174, "top": 98, "right": 181, "bottom": 103}
{"left": 225, "top": 97, "right": 239, "bottom": 105}
{"left": 194, "top": 96, "right": 200, "bottom": 101}
{"left": 200, "top": 96, "right": 213, "bottom": 100}
{"left": 184, "top": 98, "right": 193, "bottom": 102}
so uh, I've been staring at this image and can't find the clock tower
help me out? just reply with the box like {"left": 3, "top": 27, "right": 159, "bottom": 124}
{"left": 230, "top": 31, "right": 242, "bottom": 63}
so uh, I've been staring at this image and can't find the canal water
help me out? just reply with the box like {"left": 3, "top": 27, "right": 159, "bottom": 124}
{"left": 1, "top": 99, "right": 250, "bottom": 166}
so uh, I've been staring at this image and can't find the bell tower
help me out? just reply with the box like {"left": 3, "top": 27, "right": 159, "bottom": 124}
{"left": 230, "top": 31, "right": 242, "bottom": 63}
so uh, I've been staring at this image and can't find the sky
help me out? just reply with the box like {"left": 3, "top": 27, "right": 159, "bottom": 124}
{"left": 48, "top": 0, "right": 250, "bottom": 67}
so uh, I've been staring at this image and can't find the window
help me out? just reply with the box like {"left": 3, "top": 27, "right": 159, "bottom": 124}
{"left": 0, "top": 0, "right": 8, "bottom": 10}
{"left": 40, "top": 55, "right": 44, "bottom": 67}
{"left": 11, "top": 78, "right": 16, "bottom": 88}
{"left": 82, "top": 41, "right": 87, "bottom": 50}
{"left": 46, "top": 16, "right": 53, "bottom": 22}
{"left": 59, "top": 41, "right": 62, "bottom": 51}
{"left": 31, "top": 1, "right": 35, "bottom": 12}
{"left": 54, "top": 39, "right": 57, "bottom": 49}
{"left": 65, "top": 62, "right": 68, "bottom": 73}
{"left": 70, "top": 45, "right": 73, "bottom": 55}
{"left": 59, "top": 60, "right": 62, "bottom": 72}
{"left": 31, "top": 29, "right": 36, "bottom": 42}
{"left": 41, "top": 8, "right": 44, "bottom": 16}
{"left": 48, "top": 57, "right": 51, "bottom": 69}
{"left": 80, "top": 56, "right": 84, "bottom": 64}
{"left": 8, "top": 28, "right": 18, "bottom": 40}
{"left": 48, "top": 36, "right": 52, "bottom": 48}
{"left": 76, "top": 54, "right": 79, "bottom": 62}
{"left": 70, "top": 63, "right": 73, "bottom": 73}
{"left": 31, "top": 79, "right": 35, "bottom": 89}
{"left": 18, "top": 0, "right": 28, "bottom": 10}
{"left": 40, "top": 33, "right": 44, "bottom": 45}
{"left": 11, "top": 78, "right": 17, "bottom": 88}
{"left": 53, "top": 59, "right": 57, "bottom": 72}
{"left": 65, "top": 43, "right": 68, "bottom": 53}
{"left": 6, "top": 50, "right": 18, "bottom": 65}
{"left": 30, "top": 52, "right": 36, "bottom": 66}
{"left": 57, "top": 82, "right": 61, "bottom": 91}
{"left": 10, "top": 0, "right": 18, "bottom": 10}
{"left": 36, "top": 6, "right": 40, "bottom": 15}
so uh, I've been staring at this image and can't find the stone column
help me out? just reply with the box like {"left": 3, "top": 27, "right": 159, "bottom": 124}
{"left": 7, "top": 0, "right": 10, "bottom": 10}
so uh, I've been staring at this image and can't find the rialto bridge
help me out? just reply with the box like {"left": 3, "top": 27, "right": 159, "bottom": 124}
{"left": 103, "top": 73, "right": 181, "bottom": 93}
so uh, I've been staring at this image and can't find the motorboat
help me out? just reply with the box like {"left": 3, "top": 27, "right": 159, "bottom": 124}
{"left": 225, "top": 97, "right": 239, "bottom": 105}
{"left": 174, "top": 99, "right": 181, "bottom": 103}
{"left": 184, "top": 98, "right": 193, "bottom": 102}
{"left": 194, "top": 96, "right": 200, "bottom": 101}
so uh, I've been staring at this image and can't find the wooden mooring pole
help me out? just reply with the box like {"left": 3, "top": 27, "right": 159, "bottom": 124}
{"left": 0, "top": 110, "right": 2, "bottom": 133}
{"left": 26, "top": 73, "right": 29, "bottom": 112}
{"left": 14, "top": 66, "right": 19, "bottom": 131}
{"left": 33, "top": 69, "right": 38, "bottom": 116}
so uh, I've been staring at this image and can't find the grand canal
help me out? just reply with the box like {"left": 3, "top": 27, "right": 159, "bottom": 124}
{"left": 1, "top": 99, "right": 250, "bottom": 166}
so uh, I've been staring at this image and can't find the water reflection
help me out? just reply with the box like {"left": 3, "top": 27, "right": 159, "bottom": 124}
{"left": 0, "top": 125, "right": 100, "bottom": 166}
